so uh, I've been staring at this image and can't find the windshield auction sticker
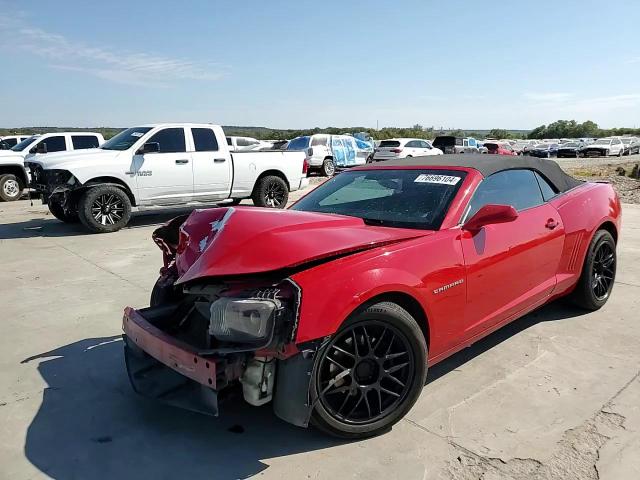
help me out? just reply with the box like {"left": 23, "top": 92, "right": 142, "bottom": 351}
{"left": 414, "top": 174, "right": 461, "bottom": 185}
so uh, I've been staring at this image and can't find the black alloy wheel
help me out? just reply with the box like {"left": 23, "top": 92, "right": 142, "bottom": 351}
{"left": 252, "top": 175, "right": 289, "bottom": 208}
{"left": 570, "top": 230, "right": 616, "bottom": 310}
{"left": 311, "top": 302, "right": 427, "bottom": 438}
{"left": 317, "top": 321, "right": 414, "bottom": 425}
{"left": 91, "top": 193, "right": 125, "bottom": 226}
{"left": 78, "top": 185, "right": 132, "bottom": 233}
{"left": 591, "top": 241, "right": 615, "bottom": 301}
{"left": 264, "top": 181, "right": 286, "bottom": 207}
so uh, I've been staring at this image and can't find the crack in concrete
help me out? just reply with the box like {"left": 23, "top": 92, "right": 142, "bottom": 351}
{"left": 403, "top": 369, "right": 639, "bottom": 479}
{"left": 438, "top": 370, "right": 640, "bottom": 480}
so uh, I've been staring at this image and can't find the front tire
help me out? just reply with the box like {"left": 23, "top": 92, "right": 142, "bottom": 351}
{"left": 0, "top": 174, "right": 23, "bottom": 202}
{"left": 570, "top": 230, "right": 616, "bottom": 310}
{"left": 78, "top": 185, "right": 132, "bottom": 233}
{"left": 252, "top": 175, "right": 288, "bottom": 208}
{"left": 310, "top": 301, "right": 427, "bottom": 439}
{"left": 48, "top": 198, "right": 79, "bottom": 223}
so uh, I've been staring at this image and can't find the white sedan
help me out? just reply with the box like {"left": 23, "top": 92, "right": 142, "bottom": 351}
{"left": 372, "top": 138, "right": 443, "bottom": 161}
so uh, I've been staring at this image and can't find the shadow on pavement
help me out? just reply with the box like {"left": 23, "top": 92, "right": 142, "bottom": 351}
{"left": 0, "top": 207, "right": 221, "bottom": 240}
{"left": 22, "top": 336, "right": 340, "bottom": 480}
{"left": 22, "top": 300, "right": 587, "bottom": 479}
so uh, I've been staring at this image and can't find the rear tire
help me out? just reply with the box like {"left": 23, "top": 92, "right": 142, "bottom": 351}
{"left": 570, "top": 230, "right": 616, "bottom": 310}
{"left": 78, "top": 185, "right": 132, "bottom": 233}
{"left": 310, "top": 301, "right": 427, "bottom": 439}
{"left": 252, "top": 175, "right": 288, "bottom": 208}
{"left": 0, "top": 174, "right": 23, "bottom": 202}
{"left": 321, "top": 158, "right": 335, "bottom": 177}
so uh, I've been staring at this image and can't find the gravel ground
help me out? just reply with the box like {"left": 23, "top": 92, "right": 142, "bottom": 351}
{"left": 560, "top": 155, "right": 640, "bottom": 204}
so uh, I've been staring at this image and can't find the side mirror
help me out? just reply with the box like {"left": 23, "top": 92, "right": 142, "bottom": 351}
{"left": 36, "top": 143, "right": 48, "bottom": 154}
{"left": 137, "top": 142, "right": 160, "bottom": 155}
{"left": 463, "top": 204, "right": 518, "bottom": 232}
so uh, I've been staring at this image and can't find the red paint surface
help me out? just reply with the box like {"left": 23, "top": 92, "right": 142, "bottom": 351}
{"left": 153, "top": 166, "right": 622, "bottom": 367}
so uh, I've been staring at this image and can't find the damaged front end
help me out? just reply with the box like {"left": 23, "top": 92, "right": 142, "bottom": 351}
{"left": 26, "top": 163, "right": 79, "bottom": 212}
{"left": 123, "top": 208, "right": 323, "bottom": 426}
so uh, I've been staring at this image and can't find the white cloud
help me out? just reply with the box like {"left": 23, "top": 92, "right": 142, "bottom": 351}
{"left": 0, "top": 19, "right": 227, "bottom": 86}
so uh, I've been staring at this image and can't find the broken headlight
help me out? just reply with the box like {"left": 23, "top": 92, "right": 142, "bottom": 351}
{"left": 209, "top": 297, "right": 281, "bottom": 344}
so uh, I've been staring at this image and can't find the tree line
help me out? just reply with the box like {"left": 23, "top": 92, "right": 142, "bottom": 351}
{"left": 1, "top": 120, "right": 638, "bottom": 142}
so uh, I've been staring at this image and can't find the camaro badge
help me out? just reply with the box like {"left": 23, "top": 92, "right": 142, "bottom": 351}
{"left": 433, "top": 279, "right": 464, "bottom": 294}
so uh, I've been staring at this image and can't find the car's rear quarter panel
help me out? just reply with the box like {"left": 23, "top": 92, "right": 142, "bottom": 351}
{"left": 550, "top": 182, "right": 621, "bottom": 296}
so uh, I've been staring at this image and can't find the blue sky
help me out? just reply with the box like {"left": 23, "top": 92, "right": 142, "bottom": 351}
{"left": 1, "top": 0, "right": 639, "bottom": 129}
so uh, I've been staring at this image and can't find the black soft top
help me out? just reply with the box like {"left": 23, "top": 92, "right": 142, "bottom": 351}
{"left": 364, "top": 154, "right": 583, "bottom": 192}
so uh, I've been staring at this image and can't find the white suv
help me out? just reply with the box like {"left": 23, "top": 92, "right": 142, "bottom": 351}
{"left": 0, "top": 132, "right": 105, "bottom": 201}
{"left": 372, "top": 138, "right": 443, "bottom": 161}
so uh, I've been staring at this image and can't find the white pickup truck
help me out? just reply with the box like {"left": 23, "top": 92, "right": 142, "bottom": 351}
{"left": 0, "top": 132, "right": 104, "bottom": 201}
{"left": 26, "top": 123, "right": 309, "bottom": 233}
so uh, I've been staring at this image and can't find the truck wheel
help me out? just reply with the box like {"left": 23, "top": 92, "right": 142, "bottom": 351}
{"left": 48, "top": 198, "right": 79, "bottom": 223}
{"left": 78, "top": 185, "right": 132, "bottom": 233}
{"left": 570, "top": 230, "right": 616, "bottom": 310}
{"left": 310, "top": 302, "right": 427, "bottom": 439}
{"left": 0, "top": 174, "right": 23, "bottom": 202}
{"left": 252, "top": 176, "right": 288, "bottom": 208}
{"left": 321, "top": 158, "right": 335, "bottom": 177}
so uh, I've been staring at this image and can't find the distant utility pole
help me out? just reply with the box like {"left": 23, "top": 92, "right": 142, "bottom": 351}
{"left": 376, "top": 120, "right": 379, "bottom": 130}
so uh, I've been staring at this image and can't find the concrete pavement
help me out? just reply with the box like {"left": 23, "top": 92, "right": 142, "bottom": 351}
{"left": 0, "top": 197, "right": 638, "bottom": 480}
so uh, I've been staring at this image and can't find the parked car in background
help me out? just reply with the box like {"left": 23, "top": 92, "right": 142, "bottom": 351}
{"left": 372, "top": 138, "right": 442, "bottom": 161}
{"left": 557, "top": 142, "right": 583, "bottom": 158}
{"left": 529, "top": 143, "right": 559, "bottom": 158}
{"left": 226, "top": 136, "right": 271, "bottom": 151}
{"left": 0, "top": 132, "right": 104, "bottom": 202}
{"left": 123, "top": 155, "right": 620, "bottom": 439}
{"left": 27, "top": 124, "right": 309, "bottom": 232}
{"left": 432, "top": 136, "right": 480, "bottom": 154}
{"left": 580, "top": 138, "right": 624, "bottom": 157}
{"left": 286, "top": 134, "right": 370, "bottom": 176}
{"left": 0, "top": 135, "right": 31, "bottom": 150}
{"left": 512, "top": 141, "right": 531, "bottom": 155}
{"left": 621, "top": 137, "right": 640, "bottom": 156}
{"left": 483, "top": 142, "right": 517, "bottom": 156}
{"left": 476, "top": 142, "right": 489, "bottom": 154}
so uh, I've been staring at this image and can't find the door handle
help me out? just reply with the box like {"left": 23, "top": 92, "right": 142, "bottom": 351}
{"left": 175, "top": 159, "right": 189, "bottom": 164}
{"left": 214, "top": 158, "right": 226, "bottom": 163}
{"left": 545, "top": 219, "right": 558, "bottom": 229}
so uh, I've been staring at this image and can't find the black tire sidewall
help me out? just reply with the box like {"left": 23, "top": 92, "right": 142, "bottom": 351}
{"left": 48, "top": 198, "right": 79, "bottom": 223}
{"left": 572, "top": 230, "right": 616, "bottom": 310}
{"left": 252, "top": 175, "right": 288, "bottom": 209}
{"left": 78, "top": 185, "right": 132, "bottom": 233}
{"left": 310, "top": 301, "right": 427, "bottom": 439}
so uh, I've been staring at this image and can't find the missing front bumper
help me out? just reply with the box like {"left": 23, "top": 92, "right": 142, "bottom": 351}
{"left": 123, "top": 306, "right": 222, "bottom": 415}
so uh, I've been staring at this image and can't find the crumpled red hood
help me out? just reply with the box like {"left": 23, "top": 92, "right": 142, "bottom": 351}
{"left": 174, "top": 207, "right": 431, "bottom": 284}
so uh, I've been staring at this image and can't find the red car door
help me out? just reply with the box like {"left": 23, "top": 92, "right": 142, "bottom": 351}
{"left": 459, "top": 170, "right": 565, "bottom": 338}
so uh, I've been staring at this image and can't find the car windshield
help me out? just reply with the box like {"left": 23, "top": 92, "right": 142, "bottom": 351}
{"left": 11, "top": 135, "right": 38, "bottom": 152}
{"left": 290, "top": 169, "right": 466, "bottom": 230}
{"left": 594, "top": 139, "right": 612, "bottom": 145}
{"left": 101, "top": 127, "right": 152, "bottom": 150}
{"left": 621, "top": 138, "right": 633, "bottom": 144}
{"left": 563, "top": 142, "right": 578, "bottom": 148}
{"left": 535, "top": 144, "right": 548, "bottom": 149}
{"left": 379, "top": 140, "right": 401, "bottom": 148}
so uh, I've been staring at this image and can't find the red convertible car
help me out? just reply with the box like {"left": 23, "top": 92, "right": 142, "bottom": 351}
{"left": 123, "top": 155, "right": 621, "bottom": 438}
